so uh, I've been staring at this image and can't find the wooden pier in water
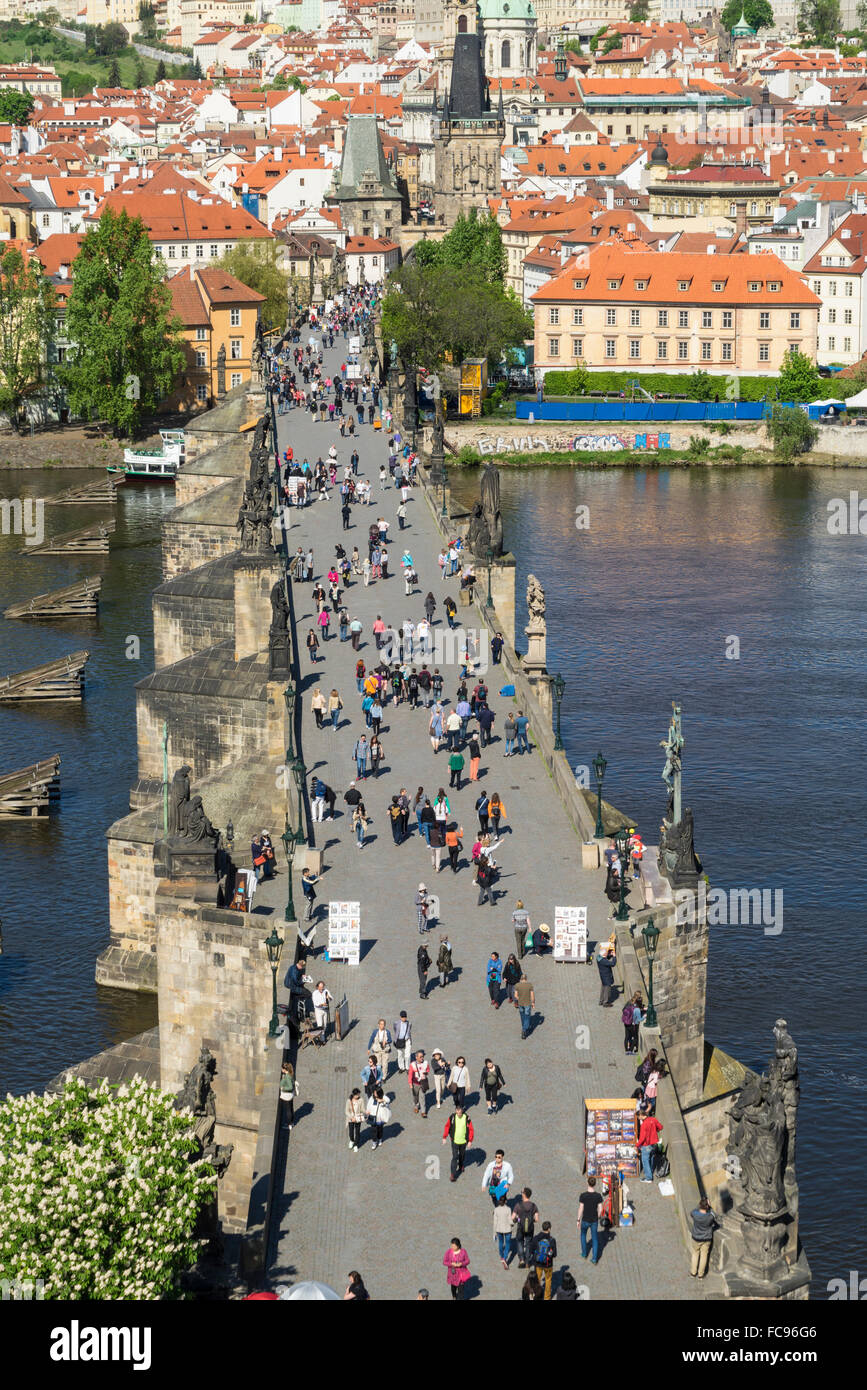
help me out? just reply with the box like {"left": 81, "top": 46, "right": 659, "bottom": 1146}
{"left": 50, "top": 476, "right": 124, "bottom": 505}
{"left": 23, "top": 519, "right": 114, "bottom": 555}
{"left": 3, "top": 575, "right": 102, "bottom": 621}
{"left": 0, "top": 754, "right": 61, "bottom": 817}
{"left": 0, "top": 650, "right": 89, "bottom": 702}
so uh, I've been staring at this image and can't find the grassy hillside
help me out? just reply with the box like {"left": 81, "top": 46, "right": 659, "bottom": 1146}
{"left": 0, "top": 20, "right": 160, "bottom": 96}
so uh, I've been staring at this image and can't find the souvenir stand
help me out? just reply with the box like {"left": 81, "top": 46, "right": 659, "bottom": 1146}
{"left": 326, "top": 900, "right": 361, "bottom": 964}
{"left": 553, "top": 905, "right": 588, "bottom": 962}
{"left": 584, "top": 1097, "right": 639, "bottom": 1228}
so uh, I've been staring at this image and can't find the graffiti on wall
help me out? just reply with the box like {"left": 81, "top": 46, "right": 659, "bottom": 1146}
{"left": 475, "top": 433, "right": 671, "bottom": 455}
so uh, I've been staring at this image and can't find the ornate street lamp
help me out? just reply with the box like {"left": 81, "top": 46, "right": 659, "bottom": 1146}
{"left": 641, "top": 916, "right": 661, "bottom": 1029}
{"left": 263, "top": 925, "right": 284, "bottom": 1037}
{"left": 486, "top": 545, "right": 494, "bottom": 608}
{"left": 613, "top": 825, "right": 633, "bottom": 922}
{"left": 592, "top": 751, "right": 607, "bottom": 839}
{"left": 291, "top": 756, "right": 307, "bottom": 837}
{"left": 551, "top": 671, "right": 566, "bottom": 751}
{"left": 440, "top": 457, "right": 448, "bottom": 519}
{"left": 280, "top": 815, "right": 302, "bottom": 924}
{"left": 283, "top": 681, "right": 297, "bottom": 762}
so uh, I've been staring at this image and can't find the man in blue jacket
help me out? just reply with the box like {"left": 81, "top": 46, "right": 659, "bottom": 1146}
{"left": 597, "top": 943, "right": 617, "bottom": 1007}
{"left": 486, "top": 951, "right": 504, "bottom": 1008}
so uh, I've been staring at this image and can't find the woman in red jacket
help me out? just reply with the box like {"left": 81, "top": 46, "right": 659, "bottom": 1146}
{"left": 443, "top": 1238, "right": 471, "bottom": 1300}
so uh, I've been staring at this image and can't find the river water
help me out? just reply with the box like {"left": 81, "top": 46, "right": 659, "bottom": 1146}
{"left": 0, "top": 460, "right": 861, "bottom": 1295}
{"left": 449, "top": 463, "right": 867, "bottom": 1296}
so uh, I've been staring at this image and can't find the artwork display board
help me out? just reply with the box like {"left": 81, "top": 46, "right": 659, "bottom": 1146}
{"left": 327, "top": 900, "right": 361, "bottom": 963}
{"left": 584, "top": 1097, "right": 639, "bottom": 1177}
{"left": 553, "top": 904, "right": 587, "bottom": 962}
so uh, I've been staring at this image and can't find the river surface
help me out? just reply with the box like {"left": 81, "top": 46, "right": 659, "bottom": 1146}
{"left": 450, "top": 463, "right": 867, "bottom": 1297}
{"left": 0, "top": 461, "right": 862, "bottom": 1296}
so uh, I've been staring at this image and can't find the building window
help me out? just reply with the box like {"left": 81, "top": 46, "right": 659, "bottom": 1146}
{"left": 700, "top": 340, "right": 711, "bottom": 360}
{"left": 677, "top": 340, "right": 689, "bottom": 360}
{"left": 789, "top": 312, "right": 800, "bottom": 329}
{"left": 210, "top": 243, "right": 219, "bottom": 258}
{"left": 845, "top": 336, "right": 852, "bottom": 352}
{"left": 729, "top": 203, "right": 737, "bottom": 217}
{"left": 758, "top": 342, "right": 770, "bottom": 362}
{"left": 572, "top": 338, "right": 583, "bottom": 357}
{"left": 748, "top": 281, "right": 760, "bottom": 292}
{"left": 606, "top": 308, "right": 617, "bottom": 326}
{"left": 828, "top": 308, "right": 836, "bottom": 324}
{"left": 678, "top": 310, "right": 689, "bottom": 328}
{"left": 230, "top": 339, "right": 242, "bottom": 360}
{"left": 180, "top": 245, "right": 189, "bottom": 258}
{"left": 572, "top": 307, "right": 584, "bottom": 325}
{"left": 195, "top": 350, "right": 206, "bottom": 367}
{"left": 629, "top": 339, "right": 640, "bottom": 358}
{"left": 231, "top": 372, "right": 242, "bottom": 388}
{"left": 759, "top": 311, "right": 770, "bottom": 329}
{"left": 196, "top": 326, "right": 207, "bottom": 341}
{"left": 677, "top": 281, "right": 689, "bottom": 293}
{"left": 828, "top": 336, "right": 836, "bottom": 351}
{"left": 812, "top": 280, "right": 821, "bottom": 294}
{"left": 722, "top": 342, "right": 733, "bottom": 361}
{"left": 713, "top": 281, "right": 725, "bottom": 293}
{"left": 630, "top": 308, "right": 641, "bottom": 326}
{"left": 829, "top": 281, "right": 837, "bottom": 296}
{"left": 750, "top": 202, "right": 757, "bottom": 216}
{"left": 372, "top": 256, "right": 379, "bottom": 267}
{"left": 548, "top": 337, "right": 560, "bottom": 356}
{"left": 195, "top": 244, "right": 204, "bottom": 258}
{"left": 230, "top": 307, "right": 241, "bottom": 327}
{"left": 605, "top": 339, "right": 616, "bottom": 359}
{"left": 607, "top": 279, "right": 620, "bottom": 290}
{"left": 657, "top": 340, "right": 668, "bottom": 359}
{"left": 548, "top": 307, "right": 560, "bottom": 325}
{"left": 702, "top": 311, "right": 712, "bottom": 328}
{"left": 722, "top": 310, "right": 732, "bottom": 328}
{"left": 167, "top": 245, "right": 176, "bottom": 258}
{"left": 845, "top": 280, "right": 854, "bottom": 297}
{"left": 196, "top": 384, "right": 208, "bottom": 402}
{"left": 658, "top": 309, "right": 668, "bottom": 327}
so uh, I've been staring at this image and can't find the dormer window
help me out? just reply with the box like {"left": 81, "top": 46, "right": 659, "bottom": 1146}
{"left": 768, "top": 281, "right": 781, "bottom": 291}
{"left": 748, "top": 280, "right": 761, "bottom": 292}
{"left": 634, "top": 279, "right": 648, "bottom": 290}
{"left": 677, "top": 279, "right": 691, "bottom": 291}
{"left": 573, "top": 279, "right": 586, "bottom": 289}
{"left": 607, "top": 278, "right": 621, "bottom": 290}
{"left": 712, "top": 280, "right": 726, "bottom": 291}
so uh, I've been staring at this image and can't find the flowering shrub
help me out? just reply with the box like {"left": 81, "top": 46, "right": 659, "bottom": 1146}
{"left": 0, "top": 1075, "right": 217, "bottom": 1300}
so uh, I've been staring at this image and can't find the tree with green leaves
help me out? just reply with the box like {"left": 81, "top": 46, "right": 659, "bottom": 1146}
{"left": 155, "top": 58, "right": 167, "bottom": 81}
{"left": 688, "top": 368, "right": 716, "bottom": 402}
{"left": 589, "top": 24, "right": 609, "bottom": 52}
{"left": 767, "top": 403, "right": 818, "bottom": 461}
{"left": 411, "top": 209, "right": 506, "bottom": 284}
{"left": 629, "top": 0, "right": 650, "bottom": 18}
{"left": 0, "top": 90, "right": 34, "bottom": 125}
{"left": 381, "top": 262, "right": 531, "bottom": 375}
{"left": 797, "top": 0, "right": 841, "bottom": 42}
{"left": 602, "top": 32, "right": 622, "bottom": 53}
{"left": 192, "top": 57, "right": 203, "bottom": 78}
{"left": 777, "top": 347, "right": 821, "bottom": 402}
{"left": 133, "top": 58, "right": 144, "bottom": 87}
{"left": 108, "top": 57, "right": 121, "bottom": 87}
{"left": 94, "top": 20, "right": 127, "bottom": 53}
{"left": 721, "top": 0, "right": 775, "bottom": 28}
{"left": 0, "top": 247, "right": 56, "bottom": 432}
{"left": 61, "top": 70, "right": 94, "bottom": 98}
{"left": 217, "top": 239, "right": 288, "bottom": 330}
{"left": 60, "top": 207, "right": 184, "bottom": 438}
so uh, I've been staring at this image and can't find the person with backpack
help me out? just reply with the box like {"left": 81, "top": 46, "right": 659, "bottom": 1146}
{"left": 389, "top": 796, "right": 404, "bottom": 845}
{"left": 436, "top": 934, "right": 453, "bottom": 988}
{"left": 503, "top": 952, "right": 522, "bottom": 1004}
{"left": 479, "top": 1057, "right": 506, "bottom": 1115}
{"left": 444, "top": 595, "right": 457, "bottom": 629}
{"left": 533, "top": 1221, "right": 557, "bottom": 1300}
{"left": 476, "top": 854, "right": 495, "bottom": 907}
{"left": 481, "top": 1148, "right": 514, "bottom": 1206}
{"left": 486, "top": 951, "right": 504, "bottom": 1007}
{"left": 417, "top": 941, "right": 432, "bottom": 1000}
{"left": 511, "top": 1187, "right": 539, "bottom": 1268}
{"left": 475, "top": 790, "right": 490, "bottom": 835}
{"left": 448, "top": 746, "right": 465, "bottom": 790}
{"left": 689, "top": 1198, "right": 719, "bottom": 1279}
{"left": 392, "top": 1011, "right": 413, "bottom": 1072}
{"left": 279, "top": 1061, "right": 297, "bottom": 1131}
{"left": 442, "top": 1105, "right": 474, "bottom": 1182}
{"left": 624, "top": 991, "right": 643, "bottom": 1053}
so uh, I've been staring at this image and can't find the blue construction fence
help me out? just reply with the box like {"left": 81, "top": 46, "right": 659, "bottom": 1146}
{"left": 514, "top": 401, "right": 827, "bottom": 423}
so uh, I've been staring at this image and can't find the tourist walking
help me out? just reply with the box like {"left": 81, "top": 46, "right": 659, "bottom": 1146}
{"left": 480, "top": 1057, "right": 506, "bottom": 1115}
{"left": 503, "top": 713, "right": 517, "bottom": 757}
{"left": 448, "top": 747, "right": 465, "bottom": 790}
{"left": 493, "top": 1197, "right": 513, "bottom": 1269}
{"left": 486, "top": 951, "right": 504, "bottom": 1007}
{"left": 417, "top": 941, "right": 432, "bottom": 999}
{"left": 345, "top": 1088, "right": 365, "bottom": 1151}
{"left": 512, "top": 1187, "right": 540, "bottom": 1269}
{"left": 623, "top": 991, "right": 643, "bottom": 1053}
{"left": 328, "top": 688, "right": 343, "bottom": 730}
{"left": 393, "top": 1011, "right": 412, "bottom": 1071}
{"left": 353, "top": 733, "right": 369, "bottom": 780}
{"left": 578, "top": 1176, "right": 604, "bottom": 1264}
{"left": 447, "top": 1056, "right": 469, "bottom": 1107}
{"left": 597, "top": 941, "right": 617, "bottom": 1007}
{"left": 415, "top": 882, "right": 431, "bottom": 931}
{"left": 369, "top": 734, "right": 384, "bottom": 778}
{"left": 513, "top": 900, "right": 532, "bottom": 958}
{"left": 306, "top": 629, "right": 319, "bottom": 663}
{"left": 430, "top": 1048, "right": 449, "bottom": 1108}
{"left": 279, "top": 1061, "right": 297, "bottom": 1131}
{"left": 366, "top": 1087, "right": 392, "bottom": 1150}
{"left": 515, "top": 711, "right": 530, "bottom": 754}
{"left": 437, "top": 934, "right": 453, "bottom": 988}
{"left": 689, "top": 1198, "right": 719, "bottom": 1278}
{"left": 344, "top": 1271, "right": 370, "bottom": 1300}
{"left": 445, "top": 823, "right": 462, "bottom": 872}
{"left": 475, "top": 790, "right": 490, "bottom": 835}
{"left": 443, "top": 1239, "right": 471, "bottom": 1299}
{"left": 489, "top": 791, "right": 506, "bottom": 836}
{"left": 409, "top": 1049, "right": 431, "bottom": 1116}
{"left": 515, "top": 973, "right": 535, "bottom": 1039}
{"left": 367, "top": 1019, "right": 392, "bottom": 1080}
{"left": 481, "top": 1148, "right": 514, "bottom": 1204}
{"left": 310, "top": 686, "right": 326, "bottom": 728}
{"left": 503, "top": 952, "right": 521, "bottom": 1004}
{"left": 429, "top": 704, "right": 444, "bottom": 753}
{"left": 533, "top": 1222, "right": 557, "bottom": 1300}
{"left": 522, "top": 1273, "right": 544, "bottom": 1301}
{"left": 467, "top": 731, "right": 481, "bottom": 782}
{"left": 443, "top": 1106, "right": 474, "bottom": 1182}
{"left": 476, "top": 854, "right": 495, "bottom": 907}
{"left": 637, "top": 1110, "right": 664, "bottom": 1182}
{"left": 301, "top": 866, "right": 319, "bottom": 922}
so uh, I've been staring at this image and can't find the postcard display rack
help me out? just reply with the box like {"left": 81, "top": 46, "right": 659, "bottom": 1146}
{"left": 584, "top": 1098, "right": 639, "bottom": 1178}
{"left": 553, "top": 905, "right": 587, "bottom": 962}
{"left": 327, "top": 901, "right": 361, "bottom": 964}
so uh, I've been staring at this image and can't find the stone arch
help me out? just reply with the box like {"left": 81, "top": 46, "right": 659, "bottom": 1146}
{"left": 501, "top": 38, "right": 511, "bottom": 68}
{"left": 458, "top": 13, "right": 467, "bottom": 31}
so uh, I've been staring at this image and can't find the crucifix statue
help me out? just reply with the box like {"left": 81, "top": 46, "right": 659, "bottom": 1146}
{"left": 660, "top": 700, "right": 684, "bottom": 826}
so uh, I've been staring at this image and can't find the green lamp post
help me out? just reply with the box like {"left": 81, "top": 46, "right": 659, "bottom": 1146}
{"left": 263, "top": 926, "right": 284, "bottom": 1037}
{"left": 592, "top": 751, "right": 607, "bottom": 838}
{"left": 283, "top": 681, "right": 297, "bottom": 761}
{"left": 280, "top": 815, "right": 301, "bottom": 923}
{"left": 486, "top": 545, "right": 494, "bottom": 608}
{"left": 291, "top": 756, "right": 307, "bottom": 834}
{"left": 641, "top": 916, "right": 661, "bottom": 1029}
{"left": 551, "top": 672, "right": 566, "bottom": 751}
{"left": 613, "top": 824, "right": 633, "bottom": 922}
{"left": 441, "top": 457, "right": 448, "bottom": 519}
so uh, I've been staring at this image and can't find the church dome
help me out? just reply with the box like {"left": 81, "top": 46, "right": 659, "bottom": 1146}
{"left": 478, "top": 0, "right": 536, "bottom": 17}
{"left": 649, "top": 135, "right": 669, "bottom": 165}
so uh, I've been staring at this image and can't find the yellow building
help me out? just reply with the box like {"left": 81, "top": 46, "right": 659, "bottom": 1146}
{"left": 646, "top": 155, "right": 784, "bottom": 234}
{"left": 166, "top": 266, "right": 265, "bottom": 411}
{"left": 531, "top": 240, "right": 820, "bottom": 377}
{"left": 85, "top": 0, "right": 141, "bottom": 30}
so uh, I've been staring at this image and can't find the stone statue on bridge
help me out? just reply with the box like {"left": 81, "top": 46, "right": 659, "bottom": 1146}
{"left": 658, "top": 702, "right": 701, "bottom": 889}
{"left": 167, "top": 764, "right": 192, "bottom": 838}
{"left": 269, "top": 579, "right": 291, "bottom": 675}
